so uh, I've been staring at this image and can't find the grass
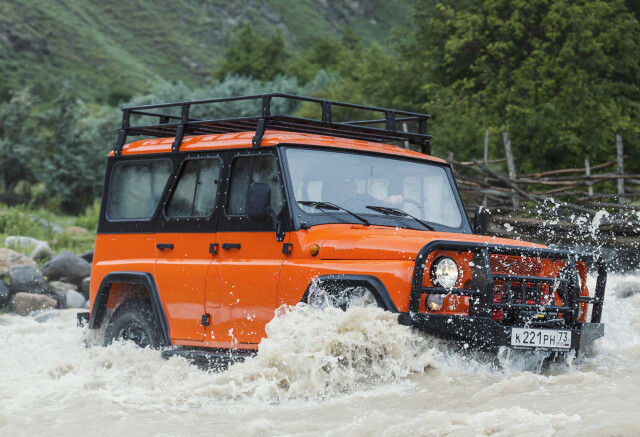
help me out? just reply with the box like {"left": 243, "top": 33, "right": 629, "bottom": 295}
{"left": 0, "top": 0, "right": 409, "bottom": 103}
{"left": 0, "top": 202, "right": 98, "bottom": 257}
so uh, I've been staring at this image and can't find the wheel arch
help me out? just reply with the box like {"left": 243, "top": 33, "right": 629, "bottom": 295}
{"left": 301, "top": 274, "right": 399, "bottom": 312}
{"left": 89, "top": 271, "right": 171, "bottom": 346}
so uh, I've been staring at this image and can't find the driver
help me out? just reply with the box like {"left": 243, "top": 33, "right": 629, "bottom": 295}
{"left": 321, "top": 175, "right": 403, "bottom": 210}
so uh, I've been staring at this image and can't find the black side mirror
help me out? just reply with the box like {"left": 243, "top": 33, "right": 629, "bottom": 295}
{"left": 246, "top": 183, "right": 271, "bottom": 222}
{"left": 473, "top": 205, "right": 487, "bottom": 235}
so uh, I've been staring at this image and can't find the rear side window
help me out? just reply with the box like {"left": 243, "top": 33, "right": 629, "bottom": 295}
{"left": 227, "top": 155, "right": 283, "bottom": 216}
{"left": 166, "top": 158, "right": 221, "bottom": 217}
{"left": 107, "top": 160, "right": 172, "bottom": 220}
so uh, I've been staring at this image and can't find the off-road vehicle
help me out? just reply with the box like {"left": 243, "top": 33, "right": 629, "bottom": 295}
{"left": 78, "top": 94, "right": 606, "bottom": 363}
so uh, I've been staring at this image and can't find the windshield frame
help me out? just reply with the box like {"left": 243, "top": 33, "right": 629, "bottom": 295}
{"left": 277, "top": 144, "right": 472, "bottom": 234}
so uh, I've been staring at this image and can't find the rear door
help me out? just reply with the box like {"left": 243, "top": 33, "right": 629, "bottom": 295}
{"left": 154, "top": 154, "right": 223, "bottom": 342}
{"left": 214, "top": 150, "right": 290, "bottom": 345}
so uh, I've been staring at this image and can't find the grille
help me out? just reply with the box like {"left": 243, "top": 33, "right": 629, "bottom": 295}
{"left": 490, "top": 255, "right": 542, "bottom": 276}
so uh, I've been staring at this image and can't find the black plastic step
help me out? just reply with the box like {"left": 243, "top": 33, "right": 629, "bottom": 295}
{"left": 161, "top": 346, "right": 257, "bottom": 371}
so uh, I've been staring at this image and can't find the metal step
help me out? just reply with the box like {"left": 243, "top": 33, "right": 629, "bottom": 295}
{"left": 161, "top": 346, "right": 257, "bottom": 371}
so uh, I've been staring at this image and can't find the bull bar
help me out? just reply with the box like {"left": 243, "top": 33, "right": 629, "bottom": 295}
{"left": 397, "top": 240, "right": 607, "bottom": 351}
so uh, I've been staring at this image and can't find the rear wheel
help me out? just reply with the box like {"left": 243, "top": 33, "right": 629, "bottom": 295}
{"left": 104, "top": 299, "right": 162, "bottom": 348}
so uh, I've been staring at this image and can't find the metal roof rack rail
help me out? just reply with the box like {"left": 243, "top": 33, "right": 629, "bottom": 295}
{"left": 113, "top": 93, "right": 432, "bottom": 156}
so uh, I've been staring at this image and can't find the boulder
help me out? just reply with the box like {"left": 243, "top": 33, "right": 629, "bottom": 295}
{"left": 65, "top": 226, "right": 89, "bottom": 236}
{"left": 7, "top": 264, "right": 47, "bottom": 294}
{"left": 65, "top": 289, "right": 86, "bottom": 309}
{"left": 42, "top": 251, "right": 91, "bottom": 287}
{"left": 80, "top": 277, "right": 91, "bottom": 298}
{"left": 12, "top": 292, "right": 57, "bottom": 316}
{"left": 4, "top": 236, "right": 41, "bottom": 249}
{"left": 80, "top": 250, "right": 94, "bottom": 263}
{"left": 0, "top": 248, "right": 37, "bottom": 276}
{"left": 0, "top": 279, "right": 10, "bottom": 308}
{"left": 30, "top": 241, "right": 53, "bottom": 261}
{"left": 49, "top": 280, "right": 78, "bottom": 294}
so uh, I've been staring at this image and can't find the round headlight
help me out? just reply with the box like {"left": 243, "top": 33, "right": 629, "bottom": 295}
{"left": 426, "top": 294, "right": 444, "bottom": 311}
{"left": 431, "top": 256, "right": 459, "bottom": 289}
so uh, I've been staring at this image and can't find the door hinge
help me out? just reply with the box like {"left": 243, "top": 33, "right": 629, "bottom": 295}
{"left": 201, "top": 314, "right": 211, "bottom": 326}
{"left": 282, "top": 243, "right": 293, "bottom": 255}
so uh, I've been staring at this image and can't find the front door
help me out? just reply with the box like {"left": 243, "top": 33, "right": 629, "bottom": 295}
{"left": 214, "top": 151, "right": 289, "bottom": 345}
{"left": 154, "top": 155, "right": 223, "bottom": 342}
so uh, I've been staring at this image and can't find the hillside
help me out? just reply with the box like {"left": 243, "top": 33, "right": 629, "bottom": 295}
{"left": 0, "top": 0, "right": 409, "bottom": 103}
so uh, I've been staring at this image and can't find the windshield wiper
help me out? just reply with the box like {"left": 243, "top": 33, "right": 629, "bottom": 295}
{"left": 298, "top": 201, "right": 370, "bottom": 226}
{"left": 365, "top": 205, "right": 435, "bottom": 231}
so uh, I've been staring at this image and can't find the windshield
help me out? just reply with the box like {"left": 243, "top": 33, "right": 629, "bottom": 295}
{"left": 285, "top": 148, "right": 464, "bottom": 228}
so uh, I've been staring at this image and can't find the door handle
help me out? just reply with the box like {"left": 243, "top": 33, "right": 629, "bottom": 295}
{"left": 156, "top": 243, "right": 174, "bottom": 250}
{"left": 221, "top": 243, "right": 241, "bottom": 250}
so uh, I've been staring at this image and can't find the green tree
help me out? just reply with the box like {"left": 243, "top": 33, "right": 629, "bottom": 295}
{"left": 408, "top": 0, "right": 640, "bottom": 169}
{"left": 37, "top": 85, "right": 116, "bottom": 214}
{"left": 0, "top": 88, "right": 38, "bottom": 200}
{"left": 216, "top": 24, "right": 290, "bottom": 81}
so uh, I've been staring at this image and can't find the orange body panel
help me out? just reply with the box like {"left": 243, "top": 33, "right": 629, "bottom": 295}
{"left": 91, "top": 130, "right": 600, "bottom": 352}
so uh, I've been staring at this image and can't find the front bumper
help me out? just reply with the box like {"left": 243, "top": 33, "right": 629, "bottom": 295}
{"left": 398, "top": 312, "right": 604, "bottom": 352}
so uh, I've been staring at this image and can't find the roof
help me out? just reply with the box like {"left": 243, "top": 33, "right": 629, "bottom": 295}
{"left": 111, "top": 130, "right": 447, "bottom": 164}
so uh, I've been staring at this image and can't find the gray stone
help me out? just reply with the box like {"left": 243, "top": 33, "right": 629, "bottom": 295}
{"left": 8, "top": 264, "right": 47, "bottom": 294}
{"left": 48, "top": 288, "right": 66, "bottom": 309}
{"left": 80, "top": 250, "right": 94, "bottom": 264}
{"left": 0, "top": 279, "right": 10, "bottom": 308}
{"left": 4, "top": 236, "right": 41, "bottom": 249}
{"left": 65, "top": 289, "right": 86, "bottom": 308}
{"left": 49, "top": 280, "right": 78, "bottom": 293}
{"left": 12, "top": 292, "right": 57, "bottom": 316}
{"left": 30, "top": 241, "right": 53, "bottom": 261}
{"left": 80, "top": 277, "right": 91, "bottom": 298}
{"left": 0, "top": 248, "right": 37, "bottom": 276}
{"left": 42, "top": 251, "right": 91, "bottom": 287}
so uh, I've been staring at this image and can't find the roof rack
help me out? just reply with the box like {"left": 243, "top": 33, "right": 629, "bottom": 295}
{"left": 114, "top": 93, "right": 432, "bottom": 156}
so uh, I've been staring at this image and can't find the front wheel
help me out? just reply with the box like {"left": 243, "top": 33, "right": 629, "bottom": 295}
{"left": 308, "top": 285, "right": 379, "bottom": 310}
{"left": 104, "top": 299, "right": 162, "bottom": 348}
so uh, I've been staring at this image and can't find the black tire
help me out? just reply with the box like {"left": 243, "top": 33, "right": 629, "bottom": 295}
{"left": 104, "top": 299, "right": 162, "bottom": 348}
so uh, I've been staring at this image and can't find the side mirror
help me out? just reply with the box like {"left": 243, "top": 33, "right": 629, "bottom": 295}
{"left": 246, "top": 183, "right": 271, "bottom": 222}
{"left": 473, "top": 205, "right": 487, "bottom": 235}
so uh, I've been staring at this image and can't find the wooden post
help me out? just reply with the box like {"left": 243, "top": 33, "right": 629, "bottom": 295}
{"left": 502, "top": 130, "right": 519, "bottom": 208}
{"left": 482, "top": 128, "right": 489, "bottom": 207}
{"left": 585, "top": 154, "right": 593, "bottom": 196}
{"left": 617, "top": 132, "right": 625, "bottom": 204}
{"left": 402, "top": 122, "right": 409, "bottom": 149}
{"left": 447, "top": 150, "right": 454, "bottom": 162}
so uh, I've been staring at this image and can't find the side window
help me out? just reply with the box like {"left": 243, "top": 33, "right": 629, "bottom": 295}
{"left": 166, "top": 158, "right": 221, "bottom": 218}
{"left": 227, "top": 155, "right": 283, "bottom": 216}
{"left": 107, "top": 160, "right": 172, "bottom": 220}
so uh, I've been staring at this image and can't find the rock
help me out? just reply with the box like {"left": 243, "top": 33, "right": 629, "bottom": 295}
{"left": 49, "top": 280, "right": 78, "bottom": 293}
{"left": 7, "top": 264, "right": 47, "bottom": 294}
{"left": 38, "top": 218, "right": 63, "bottom": 234}
{"left": 4, "top": 236, "right": 41, "bottom": 249}
{"left": 0, "top": 279, "right": 10, "bottom": 308}
{"left": 65, "top": 289, "right": 86, "bottom": 308}
{"left": 0, "top": 248, "right": 37, "bottom": 276}
{"left": 12, "top": 292, "right": 57, "bottom": 316}
{"left": 80, "top": 250, "right": 94, "bottom": 263}
{"left": 48, "top": 287, "right": 66, "bottom": 309}
{"left": 30, "top": 241, "right": 53, "bottom": 261}
{"left": 65, "top": 226, "right": 89, "bottom": 236}
{"left": 42, "top": 251, "right": 91, "bottom": 287}
{"left": 81, "top": 277, "right": 91, "bottom": 298}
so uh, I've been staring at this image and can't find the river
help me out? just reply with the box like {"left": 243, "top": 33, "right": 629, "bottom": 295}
{"left": 1, "top": 273, "right": 639, "bottom": 436}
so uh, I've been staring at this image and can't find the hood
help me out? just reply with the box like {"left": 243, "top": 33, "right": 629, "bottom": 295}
{"left": 306, "top": 225, "right": 544, "bottom": 260}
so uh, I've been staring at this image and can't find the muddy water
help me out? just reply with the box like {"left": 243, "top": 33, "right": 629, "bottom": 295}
{"left": 1, "top": 274, "right": 639, "bottom": 436}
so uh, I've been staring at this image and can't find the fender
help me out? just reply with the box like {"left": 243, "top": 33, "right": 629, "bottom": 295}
{"left": 301, "top": 274, "right": 399, "bottom": 312}
{"left": 89, "top": 272, "right": 171, "bottom": 346}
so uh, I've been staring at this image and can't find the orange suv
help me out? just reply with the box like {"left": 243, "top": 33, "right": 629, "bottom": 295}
{"left": 78, "top": 94, "right": 606, "bottom": 363}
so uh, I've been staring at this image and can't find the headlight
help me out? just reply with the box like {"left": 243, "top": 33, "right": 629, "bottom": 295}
{"left": 431, "top": 256, "right": 459, "bottom": 289}
{"left": 426, "top": 294, "right": 444, "bottom": 311}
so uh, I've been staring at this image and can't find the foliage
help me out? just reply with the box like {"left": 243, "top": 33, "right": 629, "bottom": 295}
{"left": 0, "top": 203, "right": 97, "bottom": 256}
{"left": 408, "top": 0, "right": 640, "bottom": 170}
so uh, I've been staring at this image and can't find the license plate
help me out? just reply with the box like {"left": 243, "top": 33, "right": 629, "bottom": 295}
{"left": 511, "top": 328, "right": 572, "bottom": 349}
